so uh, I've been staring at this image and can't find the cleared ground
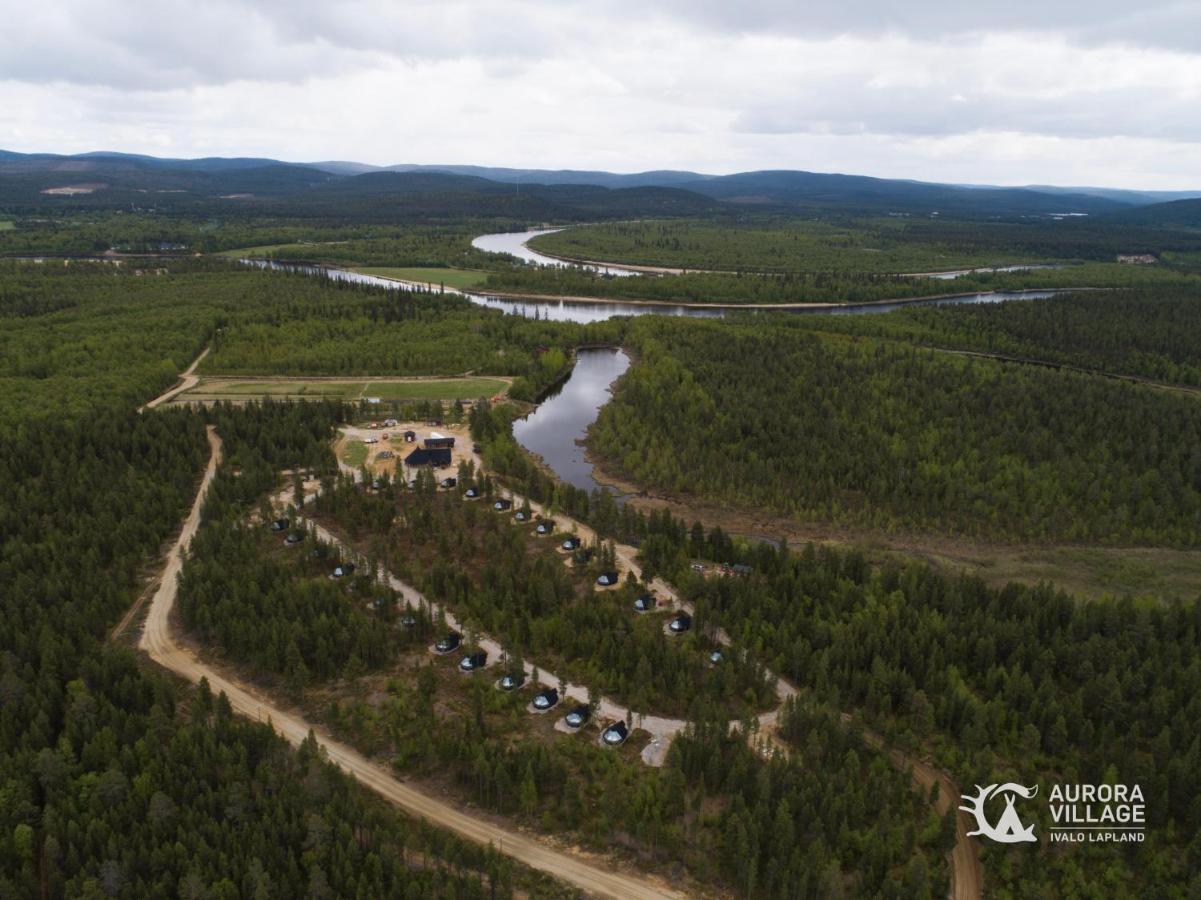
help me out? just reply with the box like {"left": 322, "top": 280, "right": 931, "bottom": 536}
{"left": 0, "top": 220, "right": 14, "bottom": 231}
{"left": 175, "top": 375, "right": 509, "bottom": 403}
{"left": 354, "top": 266, "right": 490, "bottom": 289}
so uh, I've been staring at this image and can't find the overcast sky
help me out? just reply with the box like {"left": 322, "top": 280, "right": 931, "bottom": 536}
{"left": 3, "top": 0, "right": 1200, "bottom": 188}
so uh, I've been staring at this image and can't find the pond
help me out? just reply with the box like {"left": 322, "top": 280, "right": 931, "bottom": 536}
{"left": 512, "top": 348, "right": 631, "bottom": 495}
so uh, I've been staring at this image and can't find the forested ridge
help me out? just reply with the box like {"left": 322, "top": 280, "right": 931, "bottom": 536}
{"left": 0, "top": 400, "right": 538, "bottom": 897}
{"left": 307, "top": 476, "right": 776, "bottom": 717}
{"left": 530, "top": 216, "right": 1201, "bottom": 272}
{"left": 169, "top": 440, "right": 952, "bottom": 897}
{"left": 803, "top": 286, "right": 1201, "bottom": 386}
{"left": 626, "top": 524, "right": 1201, "bottom": 895}
{"left": 588, "top": 318, "right": 1201, "bottom": 544}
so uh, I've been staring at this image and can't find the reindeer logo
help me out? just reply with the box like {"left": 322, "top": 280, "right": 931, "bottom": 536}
{"left": 959, "top": 783, "right": 1039, "bottom": 843}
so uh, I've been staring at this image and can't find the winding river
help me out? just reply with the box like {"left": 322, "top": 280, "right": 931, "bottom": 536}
{"left": 245, "top": 256, "right": 1068, "bottom": 324}
{"left": 471, "top": 228, "right": 637, "bottom": 276}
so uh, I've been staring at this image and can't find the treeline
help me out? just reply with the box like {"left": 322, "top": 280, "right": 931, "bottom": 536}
{"left": 588, "top": 318, "right": 1201, "bottom": 545}
{"left": 672, "top": 701, "right": 953, "bottom": 899}
{"left": 313, "top": 477, "right": 775, "bottom": 717}
{"left": 638, "top": 523, "right": 1201, "bottom": 896}
{"left": 804, "top": 286, "right": 1201, "bottom": 386}
{"left": 529, "top": 216, "right": 1201, "bottom": 273}
{"left": 181, "top": 463, "right": 946, "bottom": 895}
{"left": 0, "top": 260, "right": 602, "bottom": 420}
{"left": 0, "top": 395, "right": 535, "bottom": 897}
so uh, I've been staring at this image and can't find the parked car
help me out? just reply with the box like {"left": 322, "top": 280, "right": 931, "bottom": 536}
{"left": 459, "top": 650, "right": 487, "bottom": 672}
{"left": 434, "top": 632, "right": 461, "bottom": 653}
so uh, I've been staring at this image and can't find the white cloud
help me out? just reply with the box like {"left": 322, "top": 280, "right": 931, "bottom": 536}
{"left": 0, "top": 0, "right": 1199, "bottom": 187}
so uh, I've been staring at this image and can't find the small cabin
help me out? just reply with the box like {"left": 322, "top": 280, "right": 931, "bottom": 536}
{"left": 270, "top": 518, "right": 289, "bottom": 532}
{"left": 434, "top": 632, "right": 461, "bottom": 653}
{"left": 634, "top": 594, "right": 656, "bottom": 612}
{"left": 424, "top": 435, "right": 456, "bottom": 450}
{"left": 332, "top": 563, "right": 356, "bottom": 579}
{"left": 499, "top": 672, "right": 525, "bottom": 691}
{"left": 535, "top": 520, "right": 555, "bottom": 535}
{"left": 563, "top": 704, "right": 590, "bottom": 728}
{"left": 464, "top": 486, "right": 480, "bottom": 498}
{"left": 405, "top": 448, "right": 452, "bottom": 468}
{"left": 403, "top": 430, "right": 417, "bottom": 443}
{"left": 459, "top": 650, "right": 487, "bottom": 672}
{"left": 709, "top": 649, "right": 724, "bottom": 665}
{"left": 493, "top": 498, "right": 513, "bottom": 511}
{"left": 668, "top": 613, "right": 692, "bottom": 634}
{"left": 514, "top": 510, "right": 529, "bottom": 522}
{"left": 532, "top": 688, "right": 559, "bottom": 710}
{"left": 561, "top": 536, "right": 581, "bottom": 551}
{"left": 601, "top": 721, "right": 629, "bottom": 746}
{"left": 285, "top": 531, "right": 304, "bottom": 545}
{"left": 596, "top": 571, "right": 619, "bottom": 587}
{"left": 440, "top": 477, "right": 457, "bottom": 489}
{"left": 400, "top": 612, "right": 417, "bottom": 628}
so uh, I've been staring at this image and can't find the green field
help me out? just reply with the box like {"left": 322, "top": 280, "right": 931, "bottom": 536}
{"left": 354, "top": 266, "right": 490, "bottom": 289}
{"left": 179, "top": 376, "right": 507, "bottom": 403}
{"left": 0, "top": 221, "right": 14, "bottom": 231}
{"left": 340, "top": 438, "right": 368, "bottom": 468}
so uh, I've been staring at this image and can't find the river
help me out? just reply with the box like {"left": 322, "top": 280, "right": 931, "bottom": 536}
{"left": 513, "top": 348, "right": 631, "bottom": 495}
{"left": 471, "top": 228, "right": 637, "bottom": 276}
{"left": 243, "top": 258, "right": 1067, "bottom": 323}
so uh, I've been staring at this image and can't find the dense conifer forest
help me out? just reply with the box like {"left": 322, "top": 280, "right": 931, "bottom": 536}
{"left": 588, "top": 317, "right": 1201, "bottom": 544}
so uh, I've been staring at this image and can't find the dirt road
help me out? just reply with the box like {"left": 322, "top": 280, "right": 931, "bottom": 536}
{"left": 140, "top": 345, "right": 210, "bottom": 410}
{"left": 138, "top": 429, "right": 686, "bottom": 899}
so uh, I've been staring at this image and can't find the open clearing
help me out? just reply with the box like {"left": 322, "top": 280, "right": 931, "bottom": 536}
{"left": 0, "top": 220, "right": 14, "bottom": 231}
{"left": 353, "top": 266, "right": 490, "bottom": 290}
{"left": 175, "top": 375, "right": 509, "bottom": 404}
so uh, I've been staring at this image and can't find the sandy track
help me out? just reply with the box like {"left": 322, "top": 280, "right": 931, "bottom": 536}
{"left": 140, "top": 345, "right": 210, "bottom": 410}
{"left": 138, "top": 428, "right": 686, "bottom": 899}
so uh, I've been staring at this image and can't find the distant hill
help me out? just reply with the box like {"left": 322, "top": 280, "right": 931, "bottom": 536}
{"left": 2, "top": 148, "right": 1193, "bottom": 221}
{"left": 1109, "top": 197, "right": 1201, "bottom": 228}
{"left": 671, "top": 170, "right": 1129, "bottom": 217}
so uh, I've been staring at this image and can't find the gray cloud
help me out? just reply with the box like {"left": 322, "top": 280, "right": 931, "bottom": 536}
{"left": 1, "top": 0, "right": 1200, "bottom": 187}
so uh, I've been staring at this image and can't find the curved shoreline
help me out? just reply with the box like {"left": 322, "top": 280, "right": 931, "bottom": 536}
{"left": 474, "top": 285, "right": 1085, "bottom": 311}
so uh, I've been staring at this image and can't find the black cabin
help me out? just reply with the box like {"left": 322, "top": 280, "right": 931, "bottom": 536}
{"left": 405, "top": 448, "right": 452, "bottom": 468}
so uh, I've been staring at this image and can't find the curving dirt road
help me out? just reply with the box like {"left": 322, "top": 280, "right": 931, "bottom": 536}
{"left": 138, "top": 428, "right": 686, "bottom": 900}
{"left": 140, "top": 345, "right": 210, "bottom": 410}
